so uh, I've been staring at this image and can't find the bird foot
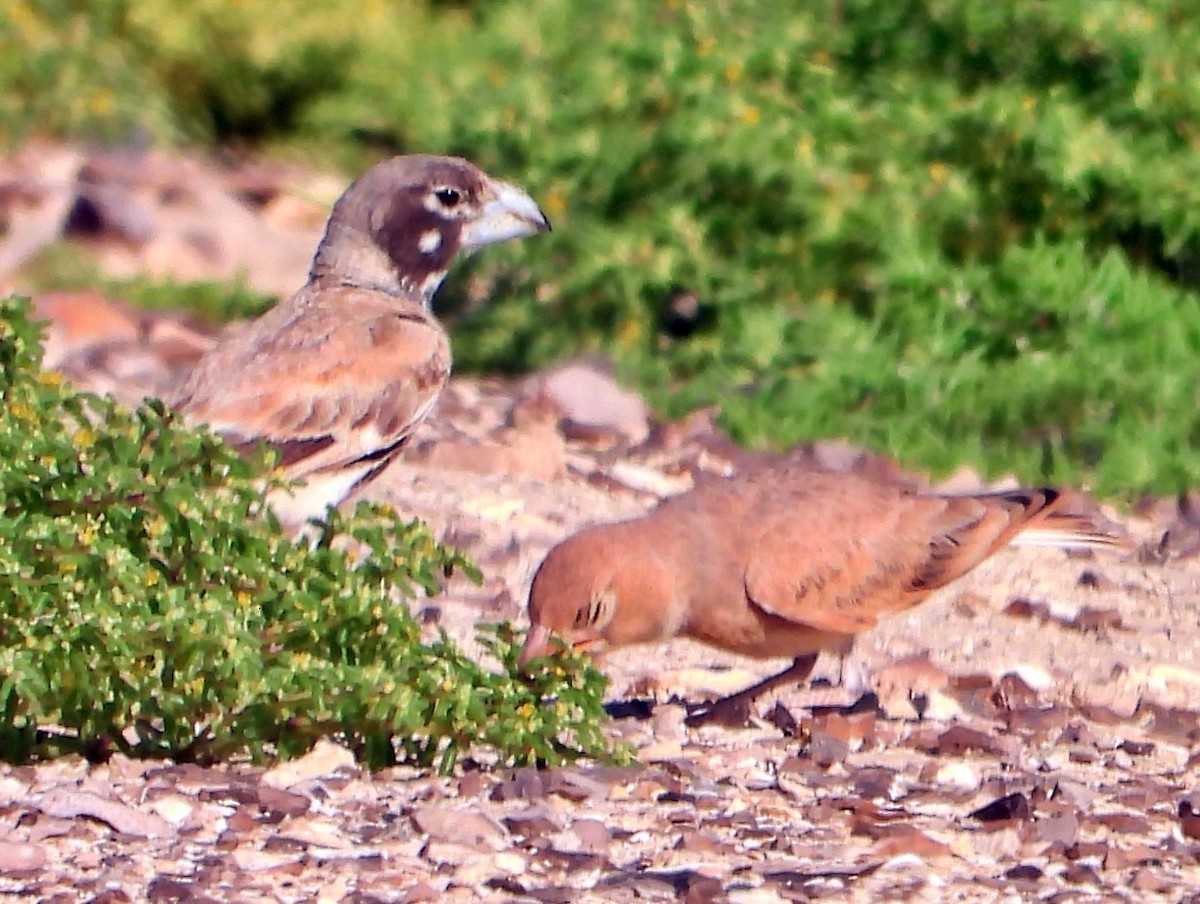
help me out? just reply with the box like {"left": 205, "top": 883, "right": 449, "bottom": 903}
{"left": 684, "top": 695, "right": 753, "bottom": 728}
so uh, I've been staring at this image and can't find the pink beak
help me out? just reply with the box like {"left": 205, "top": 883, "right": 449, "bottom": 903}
{"left": 518, "top": 623, "right": 554, "bottom": 668}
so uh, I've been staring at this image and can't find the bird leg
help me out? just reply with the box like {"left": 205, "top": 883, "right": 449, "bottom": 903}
{"left": 684, "top": 653, "right": 821, "bottom": 728}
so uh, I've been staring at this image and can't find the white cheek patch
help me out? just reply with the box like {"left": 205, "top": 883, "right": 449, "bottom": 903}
{"left": 418, "top": 229, "right": 443, "bottom": 254}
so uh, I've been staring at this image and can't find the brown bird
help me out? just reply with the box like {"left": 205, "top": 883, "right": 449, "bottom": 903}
{"left": 173, "top": 155, "right": 550, "bottom": 525}
{"left": 519, "top": 465, "right": 1126, "bottom": 725}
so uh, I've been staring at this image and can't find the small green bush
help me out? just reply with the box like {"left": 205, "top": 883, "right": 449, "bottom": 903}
{"left": 0, "top": 296, "right": 614, "bottom": 772}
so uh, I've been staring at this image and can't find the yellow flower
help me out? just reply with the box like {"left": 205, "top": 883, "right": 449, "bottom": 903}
{"left": 618, "top": 317, "right": 643, "bottom": 347}
{"left": 89, "top": 90, "right": 115, "bottom": 116}
{"left": 543, "top": 188, "right": 567, "bottom": 221}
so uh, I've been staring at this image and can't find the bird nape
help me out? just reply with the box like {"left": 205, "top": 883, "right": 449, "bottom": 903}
{"left": 519, "top": 465, "right": 1130, "bottom": 727}
{"left": 172, "top": 155, "right": 550, "bottom": 528}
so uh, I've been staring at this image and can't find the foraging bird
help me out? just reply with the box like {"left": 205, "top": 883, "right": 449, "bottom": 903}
{"left": 519, "top": 465, "right": 1126, "bottom": 725}
{"left": 174, "top": 155, "right": 550, "bottom": 525}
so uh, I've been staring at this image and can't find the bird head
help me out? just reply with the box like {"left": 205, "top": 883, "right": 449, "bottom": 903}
{"left": 518, "top": 523, "right": 678, "bottom": 668}
{"left": 310, "top": 154, "right": 550, "bottom": 303}
{"left": 519, "top": 531, "right": 619, "bottom": 667}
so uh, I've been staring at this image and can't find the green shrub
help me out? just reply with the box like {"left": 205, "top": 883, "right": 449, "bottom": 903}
{"left": 324, "top": 0, "right": 1200, "bottom": 497}
{"left": 0, "top": 0, "right": 366, "bottom": 144}
{"left": 0, "top": 296, "right": 614, "bottom": 772}
{"left": 9, "top": 0, "right": 1200, "bottom": 495}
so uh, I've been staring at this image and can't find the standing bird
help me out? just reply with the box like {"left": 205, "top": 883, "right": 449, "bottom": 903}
{"left": 519, "top": 465, "right": 1127, "bottom": 726}
{"left": 174, "top": 155, "right": 550, "bottom": 526}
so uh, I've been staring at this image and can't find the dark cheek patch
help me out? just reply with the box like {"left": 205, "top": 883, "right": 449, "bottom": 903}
{"left": 376, "top": 190, "right": 462, "bottom": 285}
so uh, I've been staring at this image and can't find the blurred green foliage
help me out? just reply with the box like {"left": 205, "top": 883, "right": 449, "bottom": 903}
{"left": 5, "top": 0, "right": 1200, "bottom": 494}
{"left": 0, "top": 296, "right": 617, "bottom": 771}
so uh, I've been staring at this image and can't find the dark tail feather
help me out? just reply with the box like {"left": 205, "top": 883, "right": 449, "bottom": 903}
{"left": 1002, "top": 487, "right": 1131, "bottom": 552}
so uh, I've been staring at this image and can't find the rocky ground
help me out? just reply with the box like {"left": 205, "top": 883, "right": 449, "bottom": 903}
{"left": 0, "top": 146, "right": 1198, "bottom": 902}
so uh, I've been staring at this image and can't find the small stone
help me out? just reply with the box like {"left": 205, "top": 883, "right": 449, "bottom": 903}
{"left": 1141, "top": 664, "right": 1200, "bottom": 710}
{"left": 457, "top": 771, "right": 487, "bottom": 798}
{"left": 26, "top": 815, "right": 74, "bottom": 843}
{"left": 930, "top": 725, "right": 1005, "bottom": 757}
{"left": 678, "top": 829, "right": 730, "bottom": 856}
{"left": 1035, "top": 810, "right": 1079, "bottom": 847}
{"left": 36, "top": 790, "right": 174, "bottom": 839}
{"left": 504, "top": 806, "right": 561, "bottom": 840}
{"left": 0, "top": 841, "right": 45, "bottom": 873}
{"left": 230, "top": 849, "right": 302, "bottom": 872}
{"left": 726, "top": 887, "right": 786, "bottom": 904}
{"left": 452, "top": 853, "right": 502, "bottom": 886}
{"left": 149, "top": 795, "right": 196, "bottom": 828}
{"left": 424, "top": 841, "right": 482, "bottom": 867}
{"left": 934, "top": 761, "right": 981, "bottom": 794}
{"left": 253, "top": 785, "right": 311, "bottom": 819}
{"left": 1004, "top": 864, "right": 1042, "bottom": 881}
{"left": 567, "top": 818, "right": 611, "bottom": 852}
{"left": 639, "top": 739, "right": 685, "bottom": 762}
{"left": 1130, "top": 866, "right": 1173, "bottom": 893}
{"left": 146, "top": 876, "right": 194, "bottom": 903}
{"left": 969, "top": 793, "right": 1031, "bottom": 823}
{"left": 543, "top": 767, "right": 623, "bottom": 802}
{"left": 1120, "top": 739, "right": 1155, "bottom": 757}
{"left": 535, "top": 360, "right": 651, "bottom": 445}
{"left": 492, "top": 852, "right": 527, "bottom": 875}
{"left": 1005, "top": 664, "right": 1054, "bottom": 692}
{"left": 920, "top": 690, "right": 966, "bottom": 721}
{"left": 277, "top": 816, "right": 353, "bottom": 850}
{"left": 411, "top": 805, "right": 508, "bottom": 848}
{"left": 261, "top": 739, "right": 356, "bottom": 789}
{"left": 878, "top": 852, "right": 929, "bottom": 872}
{"left": 399, "top": 884, "right": 440, "bottom": 904}
{"left": 493, "top": 767, "right": 546, "bottom": 802}
{"left": 1179, "top": 799, "right": 1200, "bottom": 841}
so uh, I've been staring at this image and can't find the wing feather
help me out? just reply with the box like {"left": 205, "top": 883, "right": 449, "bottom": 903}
{"left": 175, "top": 286, "right": 450, "bottom": 478}
{"left": 740, "top": 472, "right": 1071, "bottom": 634}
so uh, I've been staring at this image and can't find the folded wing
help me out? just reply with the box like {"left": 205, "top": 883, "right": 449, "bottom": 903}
{"left": 743, "top": 475, "right": 1122, "bottom": 635}
{"left": 175, "top": 287, "right": 449, "bottom": 479}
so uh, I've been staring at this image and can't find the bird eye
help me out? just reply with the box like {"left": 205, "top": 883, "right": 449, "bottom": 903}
{"left": 434, "top": 187, "right": 462, "bottom": 208}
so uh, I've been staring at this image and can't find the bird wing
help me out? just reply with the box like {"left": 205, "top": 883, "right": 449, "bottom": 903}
{"left": 174, "top": 286, "right": 450, "bottom": 478}
{"left": 742, "top": 474, "right": 1066, "bottom": 635}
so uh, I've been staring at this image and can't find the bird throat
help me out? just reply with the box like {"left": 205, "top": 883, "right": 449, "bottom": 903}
{"left": 311, "top": 238, "right": 448, "bottom": 306}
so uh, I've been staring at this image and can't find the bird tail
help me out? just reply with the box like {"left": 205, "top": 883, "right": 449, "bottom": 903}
{"left": 907, "top": 486, "right": 1128, "bottom": 596}
{"left": 1004, "top": 488, "right": 1130, "bottom": 552}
